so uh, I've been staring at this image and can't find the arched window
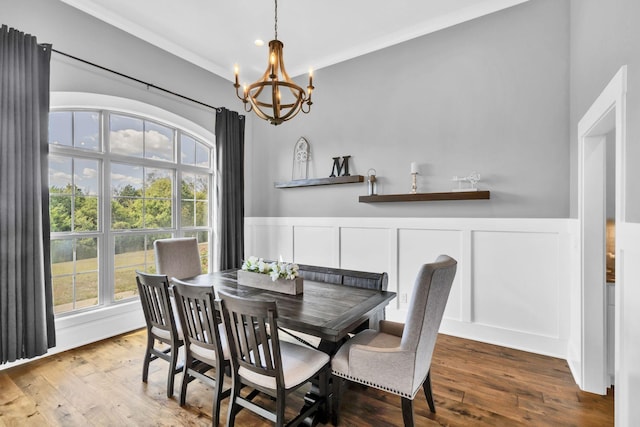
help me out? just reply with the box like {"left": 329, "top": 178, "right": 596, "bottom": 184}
{"left": 48, "top": 93, "right": 215, "bottom": 315}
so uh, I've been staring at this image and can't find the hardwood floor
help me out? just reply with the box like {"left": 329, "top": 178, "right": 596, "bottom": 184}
{"left": 0, "top": 330, "right": 613, "bottom": 426}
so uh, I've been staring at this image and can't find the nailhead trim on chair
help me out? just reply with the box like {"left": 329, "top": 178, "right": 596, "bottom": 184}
{"left": 332, "top": 370, "right": 416, "bottom": 399}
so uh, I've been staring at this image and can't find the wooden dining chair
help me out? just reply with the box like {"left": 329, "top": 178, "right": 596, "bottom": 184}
{"left": 219, "top": 292, "right": 331, "bottom": 427}
{"left": 135, "top": 271, "right": 183, "bottom": 398}
{"left": 171, "top": 278, "right": 231, "bottom": 426}
{"left": 154, "top": 237, "right": 202, "bottom": 280}
{"left": 331, "top": 255, "right": 457, "bottom": 427}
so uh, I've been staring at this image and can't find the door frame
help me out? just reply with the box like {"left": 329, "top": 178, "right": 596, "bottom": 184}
{"left": 577, "top": 66, "right": 627, "bottom": 394}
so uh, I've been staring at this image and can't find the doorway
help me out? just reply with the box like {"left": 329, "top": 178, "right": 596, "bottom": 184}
{"left": 577, "top": 66, "right": 626, "bottom": 395}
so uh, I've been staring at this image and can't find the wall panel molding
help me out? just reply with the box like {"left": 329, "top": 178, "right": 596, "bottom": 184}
{"left": 246, "top": 216, "right": 575, "bottom": 358}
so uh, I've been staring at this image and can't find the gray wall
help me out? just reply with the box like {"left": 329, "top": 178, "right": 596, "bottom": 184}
{"left": 3, "top": 0, "right": 242, "bottom": 136}
{"left": 5, "top": 0, "right": 576, "bottom": 220}
{"left": 246, "top": 0, "right": 570, "bottom": 218}
{"left": 570, "top": 0, "right": 640, "bottom": 222}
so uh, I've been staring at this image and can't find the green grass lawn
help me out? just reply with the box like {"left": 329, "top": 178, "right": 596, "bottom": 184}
{"left": 52, "top": 244, "right": 208, "bottom": 314}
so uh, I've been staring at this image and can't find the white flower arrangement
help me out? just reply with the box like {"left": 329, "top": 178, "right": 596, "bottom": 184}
{"left": 241, "top": 256, "right": 299, "bottom": 281}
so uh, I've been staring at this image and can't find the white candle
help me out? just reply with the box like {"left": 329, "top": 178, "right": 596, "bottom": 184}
{"left": 411, "top": 162, "right": 419, "bottom": 174}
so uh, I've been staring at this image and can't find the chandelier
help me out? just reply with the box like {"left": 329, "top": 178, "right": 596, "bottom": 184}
{"left": 233, "top": 0, "right": 314, "bottom": 125}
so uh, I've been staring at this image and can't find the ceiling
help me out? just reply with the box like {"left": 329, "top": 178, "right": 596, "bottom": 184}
{"left": 60, "top": 0, "right": 528, "bottom": 82}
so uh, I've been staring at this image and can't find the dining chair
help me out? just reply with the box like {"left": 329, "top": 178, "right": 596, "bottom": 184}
{"left": 219, "top": 292, "right": 331, "bottom": 427}
{"left": 331, "top": 255, "right": 457, "bottom": 427}
{"left": 135, "top": 271, "right": 183, "bottom": 398}
{"left": 154, "top": 237, "right": 202, "bottom": 280}
{"left": 171, "top": 278, "right": 231, "bottom": 426}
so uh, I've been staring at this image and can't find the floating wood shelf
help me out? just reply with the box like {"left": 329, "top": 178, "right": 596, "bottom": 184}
{"left": 359, "top": 190, "right": 490, "bottom": 203}
{"left": 275, "top": 175, "right": 364, "bottom": 188}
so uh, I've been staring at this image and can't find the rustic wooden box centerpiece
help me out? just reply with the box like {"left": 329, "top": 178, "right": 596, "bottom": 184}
{"left": 237, "top": 270, "right": 303, "bottom": 295}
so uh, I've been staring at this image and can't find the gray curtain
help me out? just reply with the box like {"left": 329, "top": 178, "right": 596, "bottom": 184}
{"left": 215, "top": 108, "right": 245, "bottom": 270}
{"left": 0, "top": 25, "right": 55, "bottom": 363}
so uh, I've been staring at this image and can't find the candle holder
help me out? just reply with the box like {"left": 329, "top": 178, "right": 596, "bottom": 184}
{"left": 411, "top": 172, "right": 418, "bottom": 194}
{"left": 367, "top": 168, "right": 377, "bottom": 196}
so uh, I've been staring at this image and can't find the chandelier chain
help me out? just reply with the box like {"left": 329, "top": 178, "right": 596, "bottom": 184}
{"left": 274, "top": 0, "right": 278, "bottom": 40}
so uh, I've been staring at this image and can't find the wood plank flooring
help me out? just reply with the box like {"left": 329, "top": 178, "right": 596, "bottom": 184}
{"left": 0, "top": 330, "right": 613, "bottom": 426}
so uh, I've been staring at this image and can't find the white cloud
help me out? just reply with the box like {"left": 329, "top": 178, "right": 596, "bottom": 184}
{"left": 82, "top": 168, "right": 97, "bottom": 179}
{"left": 51, "top": 171, "right": 72, "bottom": 183}
{"left": 110, "top": 129, "right": 143, "bottom": 155}
{"left": 111, "top": 172, "right": 143, "bottom": 188}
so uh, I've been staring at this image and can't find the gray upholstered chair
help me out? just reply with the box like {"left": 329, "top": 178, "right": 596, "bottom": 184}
{"left": 331, "top": 255, "right": 457, "bottom": 426}
{"left": 219, "top": 292, "right": 331, "bottom": 427}
{"left": 172, "top": 279, "right": 230, "bottom": 426}
{"left": 135, "top": 271, "right": 184, "bottom": 398}
{"left": 154, "top": 237, "right": 202, "bottom": 280}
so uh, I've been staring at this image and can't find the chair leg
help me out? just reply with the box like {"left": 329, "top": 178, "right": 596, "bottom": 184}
{"left": 401, "top": 397, "right": 414, "bottom": 427}
{"left": 179, "top": 358, "right": 191, "bottom": 406}
{"left": 167, "top": 345, "right": 178, "bottom": 398}
{"left": 423, "top": 370, "right": 436, "bottom": 413}
{"left": 211, "top": 365, "right": 225, "bottom": 427}
{"left": 142, "top": 335, "right": 153, "bottom": 382}
{"left": 275, "top": 389, "right": 286, "bottom": 427}
{"left": 227, "top": 377, "right": 241, "bottom": 427}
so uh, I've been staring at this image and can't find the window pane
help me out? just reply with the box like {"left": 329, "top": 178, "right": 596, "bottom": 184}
{"left": 145, "top": 199, "right": 172, "bottom": 228}
{"left": 51, "top": 238, "right": 99, "bottom": 314}
{"left": 49, "top": 156, "right": 73, "bottom": 194}
{"left": 110, "top": 114, "right": 143, "bottom": 157}
{"left": 195, "top": 201, "right": 208, "bottom": 227}
{"left": 144, "top": 168, "right": 173, "bottom": 229}
{"left": 111, "top": 163, "right": 143, "bottom": 196}
{"left": 181, "top": 200, "right": 195, "bottom": 227}
{"left": 114, "top": 234, "right": 144, "bottom": 300}
{"left": 145, "top": 168, "right": 172, "bottom": 199}
{"left": 113, "top": 233, "right": 170, "bottom": 301}
{"left": 50, "top": 195, "right": 72, "bottom": 232}
{"left": 181, "top": 134, "right": 196, "bottom": 165}
{"left": 76, "top": 238, "right": 98, "bottom": 272}
{"left": 74, "top": 158, "right": 99, "bottom": 196}
{"left": 194, "top": 174, "right": 208, "bottom": 201}
{"left": 74, "top": 111, "right": 100, "bottom": 151}
{"left": 74, "top": 196, "right": 99, "bottom": 232}
{"left": 51, "top": 239, "right": 73, "bottom": 266}
{"left": 112, "top": 197, "right": 142, "bottom": 230}
{"left": 49, "top": 112, "right": 72, "bottom": 146}
{"left": 181, "top": 173, "right": 194, "bottom": 199}
{"left": 111, "top": 163, "right": 143, "bottom": 230}
{"left": 75, "top": 272, "right": 99, "bottom": 309}
{"left": 145, "top": 121, "right": 173, "bottom": 161}
{"left": 195, "top": 141, "right": 210, "bottom": 168}
{"left": 52, "top": 275, "right": 74, "bottom": 314}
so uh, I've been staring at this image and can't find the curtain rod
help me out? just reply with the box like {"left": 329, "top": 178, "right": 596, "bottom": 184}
{"left": 52, "top": 48, "right": 222, "bottom": 111}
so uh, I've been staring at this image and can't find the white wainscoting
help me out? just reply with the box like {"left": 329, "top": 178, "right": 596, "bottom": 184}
{"left": 615, "top": 221, "right": 640, "bottom": 426}
{"left": 246, "top": 217, "right": 575, "bottom": 358}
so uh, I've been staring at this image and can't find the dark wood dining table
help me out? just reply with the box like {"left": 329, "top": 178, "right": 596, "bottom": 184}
{"left": 183, "top": 269, "right": 397, "bottom": 354}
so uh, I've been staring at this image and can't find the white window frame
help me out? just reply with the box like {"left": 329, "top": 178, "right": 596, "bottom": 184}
{"left": 49, "top": 92, "right": 217, "bottom": 319}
